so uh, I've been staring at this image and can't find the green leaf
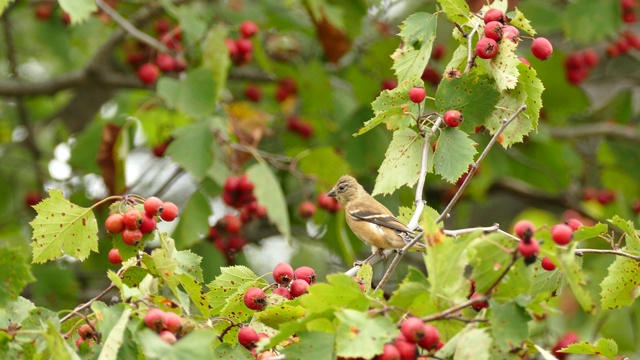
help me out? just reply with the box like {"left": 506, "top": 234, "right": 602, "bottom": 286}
{"left": 388, "top": 268, "right": 433, "bottom": 316}
{"left": 392, "top": 12, "right": 438, "bottom": 83}
{"left": 0, "top": 1, "right": 16, "bottom": 16}
{"left": 299, "top": 274, "right": 371, "bottom": 313}
{"left": 334, "top": 309, "right": 399, "bottom": 359}
{"left": 202, "top": 25, "right": 230, "bottom": 105}
{"left": 356, "top": 264, "right": 373, "bottom": 293}
{"left": 121, "top": 267, "right": 148, "bottom": 288}
{"left": 58, "top": 0, "right": 96, "bottom": 24}
{"left": 433, "top": 128, "right": 477, "bottom": 183}
{"left": 43, "top": 320, "right": 77, "bottom": 360}
{"left": 453, "top": 328, "right": 491, "bottom": 359}
{"left": 573, "top": 222, "right": 608, "bottom": 242}
{"left": 489, "top": 301, "right": 531, "bottom": 352}
{"left": 486, "top": 38, "right": 520, "bottom": 90}
{"left": 559, "top": 338, "right": 618, "bottom": 359}
{"left": 609, "top": 216, "right": 640, "bottom": 251}
{"left": 177, "top": 273, "right": 210, "bottom": 317}
{"left": 284, "top": 331, "right": 336, "bottom": 360}
{"left": 157, "top": 68, "right": 217, "bottom": 118}
{"left": 562, "top": 0, "right": 620, "bottom": 44}
{"left": 437, "top": 0, "right": 470, "bottom": 24}
{"left": 509, "top": 8, "right": 536, "bottom": 35}
{"left": 560, "top": 244, "right": 596, "bottom": 313}
{"left": 297, "top": 147, "right": 351, "bottom": 190}
{"left": 256, "top": 301, "right": 306, "bottom": 329}
{"left": 0, "top": 297, "right": 35, "bottom": 328}
{"left": 467, "top": 233, "right": 513, "bottom": 293}
{"left": 425, "top": 232, "right": 472, "bottom": 302}
{"left": 0, "top": 247, "right": 34, "bottom": 306}
{"left": 247, "top": 162, "right": 291, "bottom": 241}
{"left": 136, "top": 109, "right": 192, "bottom": 148}
{"left": 372, "top": 128, "right": 424, "bottom": 196}
{"left": 174, "top": 249, "right": 204, "bottom": 283}
{"left": 434, "top": 71, "right": 500, "bottom": 133}
{"left": 97, "top": 308, "right": 131, "bottom": 360}
{"left": 600, "top": 252, "right": 640, "bottom": 309}
{"left": 172, "top": 190, "right": 211, "bottom": 249}
{"left": 29, "top": 189, "right": 99, "bottom": 263}
{"left": 165, "top": 121, "right": 214, "bottom": 180}
{"left": 138, "top": 329, "right": 216, "bottom": 359}
{"left": 355, "top": 87, "right": 412, "bottom": 136}
{"left": 212, "top": 343, "right": 253, "bottom": 359}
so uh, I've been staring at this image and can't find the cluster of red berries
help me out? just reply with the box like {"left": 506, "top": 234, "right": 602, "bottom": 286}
{"left": 513, "top": 217, "right": 582, "bottom": 270}
{"left": 606, "top": 30, "right": 640, "bottom": 57}
{"left": 475, "top": 8, "right": 553, "bottom": 61}
{"left": 621, "top": 0, "right": 638, "bottom": 23}
{"left": 226, "top": 20, "right": 259, "bottom": 66}
{"left": 144, "top": 308, "right": 183, "bottom": 344}
{"left": 237, "top": 326, "right": 273, "bottom": 359}
{"left": 106, "top": 196, "right": 179, "bottom": 264}
{"left": 286, "top": 115, "right": 314, "bottom": 139}
{"left": 75, "top": 322, "right": 97, "bottom": 349}
{"left": 275, "top": 78, "right": 298, "bottom": 102}
{"left": 317, "top": 192, "right": 341, "bottom": 213}
{"left": 244, "top": 83, "right": 262, "bottom": 102}
{"left": 375, "top": 317, "right": 442, "bottom": 359}
{"left": 243, "top": 263, "right": 316, "bottom": 312}
{"left": 33, "top": 0, "right": 78, "bottom": 25}
{"left": 564, "top": 48, "right": 599, "bottom": 85}
{"left": 582, "top": 187, "right": 616, "bottom": 205}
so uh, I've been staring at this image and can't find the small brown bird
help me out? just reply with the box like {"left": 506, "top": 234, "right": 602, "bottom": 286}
{"left": 327, "top": 175, "right": 424, "bottom": 258}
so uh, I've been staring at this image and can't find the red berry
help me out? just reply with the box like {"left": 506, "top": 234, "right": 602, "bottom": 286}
{"left": 318, "top": 192, "right": 340, "bottom": 213}
{"left": 160, "top": 202, "right": 179, "bottom": 221}
{"left": 378, "top": 344, "right": 401, "bottom": 360}
{"left": 138, "top": 212, "right": 157, "bottom": 234}
{"left": 514, "top": 220, "right": 535, "bottom": 239}
{"left": 159, "top": 330, "right": 177, "bottom": 344}
{"left": 273, "top": 262, "right": 295, "bottom": 285}
{"left": 137, "top": 64, "right": 159, "bottom": 85}
{"left": 173, "top": 57, "right": 187, "bottom": 72}
{"left": 237, "top": 174, "right": 255, "bottom": 193}
{"left": 519, "top": 57, "right": 531, "bottom": 66}
{"left": 155, "top": 54, "right": 175, "bottom": 72}
{"left": 470, "top": 292, "right": 489, "bottom": 311}
{"left": 144, "top": 197, "right": 163, "bottom": 216}
{"left": 417, "top": 324, "right": 440, "bottom": 350}
{"left": 105, "top": 213, "right": 126, "bottom": 234}
{"left": 34, "top": 3, "right": 53, "bottom": 21}
{"left": 421, "top": 67, "right": 442, "bottom": 85}
{"left": 123, "top": 209, "right": 143, "bottom": 230}
{"left": 76, "top": 337, "right": 93, "bottom": 348}
{"left": 381, "top": 78, "right": 397, "bottom": 91}
{"left": 290, "top": 279, "right": 309, "bottom": 298}
{"left": 476, "top": 37, "right": 499, "bottom": 59}
{"left": 621, "top": 0, "right": 637, "bottom": 11}
{"left": 582, "top": 49, "right": 599, "bottom": 67}
{"left": 122, "top": 228, "right": 143, "bottom": 246}
{"left": 408, "top": 87, "right": 427, "bottom": 103}
{"left": 238, "top": 326, "right": 259, "bottom": 349}
{"left": 236, "top": 38, "right": 253, "bottom": 54}
{"left": 541, "top": 257, "right": 556, "bottom": 271}
{"left": 77, "top": 324, "right": 94, "bottom": 340}
{"left": 154, "top": 18, "right": 171, "bottom": 34}
{"left": 24, "top": 190, "right": 43, "bottom": 207}
{"left": 224, "top": 214, "right": 242, "bottom": 234}
{"left": 483, "top": 8, "right": 506, "bottom": 24}
{"left": 239, "top": 20, "right": 259, "bottom": 38}
{"left": 484, "top": 21, "right": 504, "bottom": 41}
{"left": 294, "top": 266, "right": 316, "bottom": 284}
{"left": 144, "top": 308, "right": 165, "bottom": 332}
{"left": 623, "top": 11, "right": 638, "bottom": 23}
{"left": 566, "top": 218, "right": 584, "bottom": 231}
{"left": 244, "top": 287, "right": 266, "bottom": 311}
{"left": 400, "top": 317, "right": 425, "bottom": 343}
{"left": 394, "top": 337, "right": 418, "bottom": 360}
{"left": 551, "top": 224, "right": 573, "bottom": 245}
{"left": 552, "top": 332, "right": 579, "bottom": 360}
{"left": 298, "top": 201, "right": 316, "bottom": 219}
{"left": 443, "top": 109, "right": 463, "bottom": 127}
{"left": 227, "top": 235, "right": 246, "bottom": 252}
{"left": 431, "top": 43, "right": 446, "bottom": 60}
{"left": 273, "top": 287, "right": 293, "bottom": 300}
{"left": 518, "top": 238, "right": 540, "bottom": 258}
{"left": 108, "top": 248, "right": 122, "bottom": 265}
{"left": 502, "top": 25, "right": 520, "bottom": 42}
{"left": 596, "top": 189, "right": 616, "bottom": 205}
{"left": 244, "top": 83, "right": 262, "bottom": 102}
{"left": 162, "top": 312, "right": 182, "bottom": 333}
{"left": 225, "top": 38, "right": 239, "bottom": 57}
{"left": 531, "top": 37, "right": 553, "bottom": 60}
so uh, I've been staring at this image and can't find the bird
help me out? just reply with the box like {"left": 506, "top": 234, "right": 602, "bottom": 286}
{"left": 327, "top": 175, "right": 424, "bottom": 261}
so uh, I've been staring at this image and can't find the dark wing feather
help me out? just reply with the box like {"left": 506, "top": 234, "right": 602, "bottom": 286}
{"left": 349, "top": 208, "right": 412, "bottom": 233}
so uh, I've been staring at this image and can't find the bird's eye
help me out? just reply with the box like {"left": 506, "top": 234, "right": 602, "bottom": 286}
{"left": 338, "top": 184, "right": 346, "bottom": 191}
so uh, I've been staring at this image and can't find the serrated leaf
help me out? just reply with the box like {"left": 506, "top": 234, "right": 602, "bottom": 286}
{"left": 172, "top": 190, "right": 211, "bottom": 249}
{"left": 284, "top": 331, "right": 336, "bottom": 360}
{"left": 510, "top": 8, "right": 536, "bottom": 35}
{"left": 467, "top": 233, "right": 513, "bottom": 293}
{"left": 98, "top": 307, "right": 131, "bottom": 360}
{"left": 434, "top": 71, "right": 501, "bottom": 133}
{"left": 434, "top": 127, "right": 476, "bottom": 183}
{"left": 559, "top": 244, "right": 596, "bottom": 313}
{"left": 425, "top": 232, "right": 472, "bottom": 301}
{"left": 177, "top": 273, "right": 210, "bottom": 317}
{"left": 486, "top": 39, "right": 520, "bottom": 90}
{"left": 247, "top": 162, "right": 291, "bottom": 241}
{"left": 0, "top": 247, "right": 34, "bottom": 306}
{"left": 372, "top": 128, "right": 424, "bottom": 196}
{"left": 173, "top": 250, "right": 204, "bottom": 283}
{"left": 489, "top": 301, "right": 531, "bottom": 352}
{"left": 212, "top": 343, "right": 253, "bottom": 359}
{"left": 573, "top": 222, "right": 608, "bottom": 242}
{"left": 43, "top": 320, "right": 77, "bottom": 360}
{"left": 437, "top": 0, "right": 470, "bottom": 24}
{"left": 203, "top": 25, "right": 231, "bottom": 104}
{"left": 393, "top": 13, "right": 438, "bottom": 83}
{"left": 299, "top": 274, "right": 370, "bottom": 313}
{"left": 165, "top": 121, "right": 214, "bottom": 180}
{"left": 355, "top": 87, "right": 412, "bottom": 136}
{"left": 334, "top": 309, "right": 399, "bottom": 359}
{"left": 29, "top": 189, "right": 99, "bottom": 263}
{"left": 600, "top": 252, "right": 640, "bottom": 309}
{"left": 58, "top": 0, "right": 96, "bottom": 24}
{"left": 609, "top": 216, "right": 640, "bottom": 251}
{"left": 256, "top": 302, "right": 306, "bottom": 329}
{"left": 0, "top": 297, "right": 35, "bottom": 327}
{"left": 356, "top": 264, "right": 373, "bottom": 292}
{"left": 121, "top": 267, "right": 148, "bottom": 288}
{"left": 454, "top": 328, "right": 491, "bottom": 359}
{"left": 559, "top": 338, "right": 618, "bottom": 359}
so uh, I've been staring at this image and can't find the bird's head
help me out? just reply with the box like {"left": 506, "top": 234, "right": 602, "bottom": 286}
{"left": 327, "top": 175, "right": 363, "bottom": 204}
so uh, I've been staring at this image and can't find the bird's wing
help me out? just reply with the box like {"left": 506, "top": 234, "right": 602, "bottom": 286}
{"left": 348, "top": 207, "right": 413, "bottom": 234}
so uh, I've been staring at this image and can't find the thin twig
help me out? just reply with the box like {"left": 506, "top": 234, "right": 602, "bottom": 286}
{"left": 464, "top": 27, "right": 478, "bottom": 74}
{"left": 443, "top": 224, "right": 499, "bottom": 237}
{"left": 60, "top": 283, "right": 116, "bottom": 323}
{"left": 575, "top": 248, "right": 640, "bottom": 261}
{"left": 374, "top": 232, "right": 425, "bottom": 292}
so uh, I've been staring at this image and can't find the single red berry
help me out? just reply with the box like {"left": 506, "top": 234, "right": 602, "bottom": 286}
{"left": 514, "top": 220, "right": 535, "bottom": 239}
{"left": 137, "top": 64, "right": 159, "bottom": 85}
{"left": 518, "top": 237, "right": 540, "bottom": 258}
{"left": 502, "top": 25, "right": 520, "bottom": 42}
{"left": 154, "top": 18, "right": 171, "bottom": 34}
{"left": 273, "top": 287, "right": 293, "bottom": 300}
{"left": 408, "top": 87, "right": 427, "bottom": 103}
{"left": 239, "top": 20, "right": 259, "bottom": 38}
{"left": 623, "top": 11, "right": 638, "bottom": 23}
{"left": 238, "top": 326, "right": 259, "bottom": 349}
{"left": 476, "top": 37, "right": 499, "bottom": 59}
{"left": 24, "top": 190, "right": 43, "bottom": 207}
{"left": 273, "top": 263, "right": 295, "bottom": 286}
{"left": 552, "top": 332, "right": 579, "bottom": 360}
{"left": 582, "top": 49, "right": 599, "bottom": 67}
{"left": 394, "top": 337, "right": 418, "bottom": 360}
{"left": 108, "top": 248, "right": 122, "bottom": 265}
{"left": 443, "top": 110, "right": 463, "bottom": 127}
{"left": 294, "top": 266, "right": 316, "bottom": 284}
{"left": 144, "top": 308, "right": 165, "bottom": 332}
{"left": 77, "top": 324, "right": 94, "bottom": 340}
{"left": 531, "top": 37, "right": 554, "bottom": 60}
{"left": 155, "top": 54, "right": 175, "bottom": 72}
{"left": 519, "top": 57, "right": 531, "bottom": 66}
{"left": 621, "top": 0, "right": 637, "bottom": 11}
{"left": 417, "top": 324, "right": 440, "bottom": 350}
{"left": 236, "top": 38, "right": 253, "bottom": 54}
{"left": 152, "top": 142, "right": 169, "bottom": 157}
{"left": 34, "top": 2, "right": 53, "bottom": 21}
{"left": 566, "top": 218, "right": 584, "bottom": 231}
{"left": 400, "top": 317, "right": 425, "bottom": 343}
{"left": 160, "top": 202, "right": 179, "bottom": 221}
{"left": 122, "top": 228, "right": 143, "bottom": 246}
{"left": 290, "top": 279, "right": 310, "bottom": 298}
{"left": 244, "top": 83, "right": 262, "bottom": 102}
{"left": 76, "top": 337, "right": 93, "bottom": 348}
{"left": 237, "top": 174, "right": 255, "bottom": 193}
{"left": 431, "top": 43, "right": 446, "bottom": 60}
{"left": 224, "top": 214, "right": 242, "bottom": 234}
{"left": 122, "top": 209, "right": 143, "bottom": 230}
{"left": 138, "top": 212, "right": 157, "bottom": 234}
{"left": 159, "top": 330, "right": 177, "bottom": 344}
{"left": 378, "top": 344, "right": 401, "bottom": 360}
{"left": 483, "top": 8, "right": 506, "bottom": 24}
{"left": 596, "top": 189, "right": 616, "bottom": 205}
{"left": 225, "top": 38, "right": 239, "bottom": 57}
{"left": 298, "top": 201, "right": 316, "bottom": 219}
{"left": 105, "top": 213, "right": 126, "bottom": 234}
{"left": 421, "top": 67, "right": 442, "bottom": 85}
{"left": 162, "top": 312, "right": 182, "bottom": 333}
{"left": 173, "top": 57, "right": 187, "bottom": 72}
{"left": 244, "top": 287, "right": 267, "bottom": 311}
{"left": 143, "top": 197, "right": 164, "bottom": 216}
{"left": 227, "top": 235, "right": 246, "bottom": 252}
{"left": 381, "top": 78, "right": 397, "bottom": 91}
{"left": 470, "top": 292, "right": 489, "bottom": 311}
{"left": 551, "top": 224, "right": 573, "bottom": 245}
{"left": 60, "top": 12, "right": 71, "bottom": 25}
{"left": 484, "top": 21, "right": 504, "bottom": 41}
{"left": 541, "top": 257, "right": 556, "bottom": 271}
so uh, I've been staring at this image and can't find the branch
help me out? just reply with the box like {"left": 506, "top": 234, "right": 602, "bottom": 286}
{"left": 545, "top": 122, "right": 640, "bottom": 143}
{"left": 443, "top": 224, "right": 500, "bottom": 237}
{"left": 374, "top": 232, "right": 425, "bottom": 292}
{"left": 575, "top": 248, "right": 640, "bottom": 262}
{"left": 60, "top": 283, "right": 116, "bottom": 323}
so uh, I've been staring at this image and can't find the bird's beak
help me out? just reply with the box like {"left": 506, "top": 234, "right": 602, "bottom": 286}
{"left": 327, "top": 189, "right": 337, "bottom": 198}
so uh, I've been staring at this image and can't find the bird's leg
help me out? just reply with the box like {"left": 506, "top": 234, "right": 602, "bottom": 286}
{"left": 353, "top": 247, "right": 384, "bottom": 267}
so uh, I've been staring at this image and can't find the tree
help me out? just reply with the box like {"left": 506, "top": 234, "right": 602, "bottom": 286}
{"left": 2, "top": 0, "right": 640, "bottom": 359}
